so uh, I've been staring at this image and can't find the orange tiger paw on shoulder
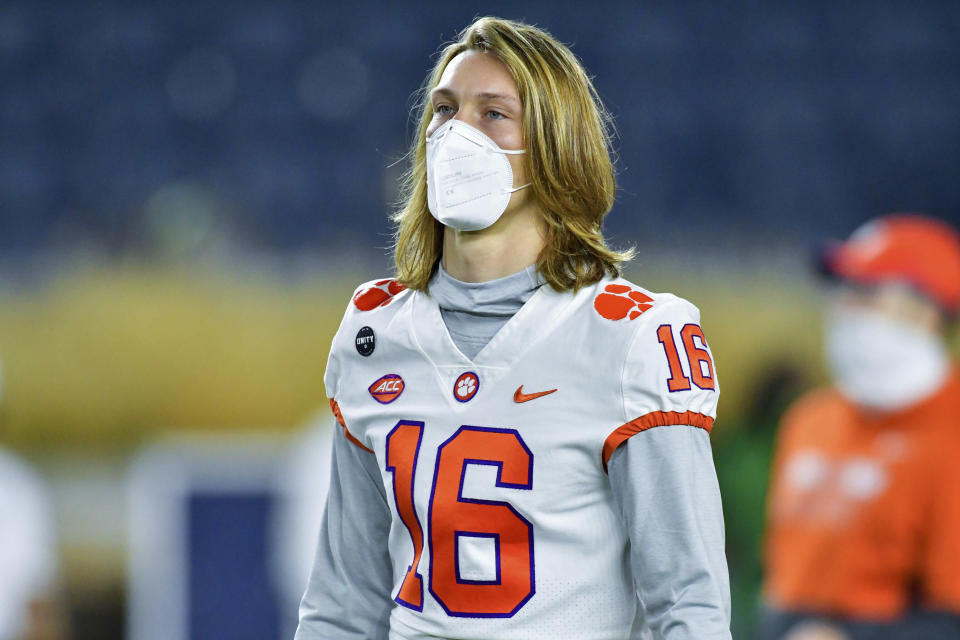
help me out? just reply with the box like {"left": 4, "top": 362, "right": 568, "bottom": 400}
{"left": 353, "top": 279, "right": 407, "bottom": 311}
{"left": 593, "top": 284, "right": 653, "bottom": 321}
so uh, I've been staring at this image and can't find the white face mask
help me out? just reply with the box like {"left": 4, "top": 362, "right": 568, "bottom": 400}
{"left": 825, "top": 307, "right": 949, "bottom": 411}
{"left": 425, "top": 119, "right": 530, "bottom": 231}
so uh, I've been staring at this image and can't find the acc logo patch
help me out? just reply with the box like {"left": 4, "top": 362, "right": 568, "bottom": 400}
{"left": 594, "top": 284, "right": 653, "bottom": 321}
{"left": 353, "top": 279, "right": 406, "bottom": 311}
{"left": 369, "top": 374, "right": 404, "bottom": 404}
{"left": 453, "top": 371, "right": 479, "bottom": 403}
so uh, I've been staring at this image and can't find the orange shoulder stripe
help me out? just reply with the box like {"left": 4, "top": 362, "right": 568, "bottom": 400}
{"left": 329, "top": 398, "right": 374, "bottom": 454}
{"left": 602, "top": 410, "right": 714, "bottom": 472}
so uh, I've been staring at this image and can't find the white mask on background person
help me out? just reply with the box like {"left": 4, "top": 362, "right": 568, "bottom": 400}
{"left": 425, "top": 119, "right": 530, "bottom": 231}
{"left": 825, "top": 306, "right": 949, "bottom": 411}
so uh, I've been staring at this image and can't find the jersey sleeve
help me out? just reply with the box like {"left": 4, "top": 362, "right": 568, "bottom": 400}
{"left": 604, "top": 297, "right": 719, "bottom": 470}
{"left": 295, "top": 425, "right": 394, "bottom": 639}
{"left": 608, "top": 429, "right": 732, "bottom": 639}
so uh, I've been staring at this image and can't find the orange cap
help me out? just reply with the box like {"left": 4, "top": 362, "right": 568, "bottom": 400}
{"left": 821, "top": 214, "right": 960, "bottom": 313}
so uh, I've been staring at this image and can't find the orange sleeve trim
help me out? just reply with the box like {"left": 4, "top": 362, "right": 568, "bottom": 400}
{"left": 328, "top": 398, "right": 346, "bottom": 428}
{"left": 602, "top": 410, "right": 714, "bottom": 472}
{"left": 329, "top": 398, "right": 374, "bottom": 454}
{"left": 344, "top": 428, "right": 374, "bottom": 454}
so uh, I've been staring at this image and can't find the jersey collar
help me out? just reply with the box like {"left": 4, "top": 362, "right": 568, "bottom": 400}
{"left": 407, "top": 283, "right": 579, "bottom": 405}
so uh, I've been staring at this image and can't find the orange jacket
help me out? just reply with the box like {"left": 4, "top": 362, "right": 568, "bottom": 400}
{"left": 764, "top": 369, "right": 960, "bottom": 620}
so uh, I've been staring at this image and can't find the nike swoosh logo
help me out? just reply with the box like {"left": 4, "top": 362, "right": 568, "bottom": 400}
{"left": 514, "top": 386, "right": 558, "bottom": 403}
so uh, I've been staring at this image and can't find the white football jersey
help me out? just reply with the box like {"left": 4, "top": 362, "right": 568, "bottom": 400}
{"left": 324, "top": 275, "right": 719, "bottom": 640}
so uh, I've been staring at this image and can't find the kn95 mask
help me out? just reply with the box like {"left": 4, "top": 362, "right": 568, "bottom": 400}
{"left": 825, "top": 306, "right": 949, "bottom": 411}
{"left": 425, "top": 119, "right": 530, "bottom": 231}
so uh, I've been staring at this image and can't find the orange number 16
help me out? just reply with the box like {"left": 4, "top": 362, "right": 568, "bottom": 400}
{"left": 386, "top": 422, "right": 535, "bottom": 618}
{"left": 656, "top": 323, "right": 716, "bottom": 392}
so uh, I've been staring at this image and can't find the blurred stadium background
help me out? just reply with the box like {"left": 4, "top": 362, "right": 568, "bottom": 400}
{"left": 0, "top": 1, "right": 958, "bottom": 638}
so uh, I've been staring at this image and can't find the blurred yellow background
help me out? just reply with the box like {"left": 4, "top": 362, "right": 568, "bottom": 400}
{"left": 0, "top": 262, "right": 825, "bottom": 453}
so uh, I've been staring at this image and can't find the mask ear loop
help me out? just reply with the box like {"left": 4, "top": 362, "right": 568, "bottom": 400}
{"left": 495, "top": 148, "right": 530, "bottom": 193}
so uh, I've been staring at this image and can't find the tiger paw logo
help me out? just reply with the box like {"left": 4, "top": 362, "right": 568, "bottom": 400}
{"left": 353, "top": 279, "right": 406, "bottom": 311}
{"left": 453, "top": 371, "right": 479, "bottom": 403}
{"left": 594, "top": 284, "right": 653, "bottom": 321}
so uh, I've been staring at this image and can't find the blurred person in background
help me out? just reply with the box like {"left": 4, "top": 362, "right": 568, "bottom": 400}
{"left": 296, "top": 16, "right": 730, "bottom": 640}
{"left": 0, "top": 361, "right": 65, "bottom": 640}
{"left": 759, "top": 215, "right": 960, "bottom": 639}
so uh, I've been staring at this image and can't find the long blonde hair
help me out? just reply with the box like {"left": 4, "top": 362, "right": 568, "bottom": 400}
{"left": 392, "top": 17, "right": 632, "bottom": 292}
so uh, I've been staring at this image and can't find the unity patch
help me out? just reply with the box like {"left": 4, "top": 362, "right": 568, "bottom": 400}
{"left": 355, "top": 326, "right": 376, "bottom": 356}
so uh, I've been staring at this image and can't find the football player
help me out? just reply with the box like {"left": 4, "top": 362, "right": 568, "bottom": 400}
{"left": 760, "top": 215, "right": 960, "bottom": 639}
{"left": 296, "top": 17, "right": 731, "bottom": 640}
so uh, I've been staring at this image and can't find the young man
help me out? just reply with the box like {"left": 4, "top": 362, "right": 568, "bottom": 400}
{"left": 760, "top": 215, "right": 960, "bottom": 640}
{"left": 296, "top": 17, "right": 731, "bottom": 640}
